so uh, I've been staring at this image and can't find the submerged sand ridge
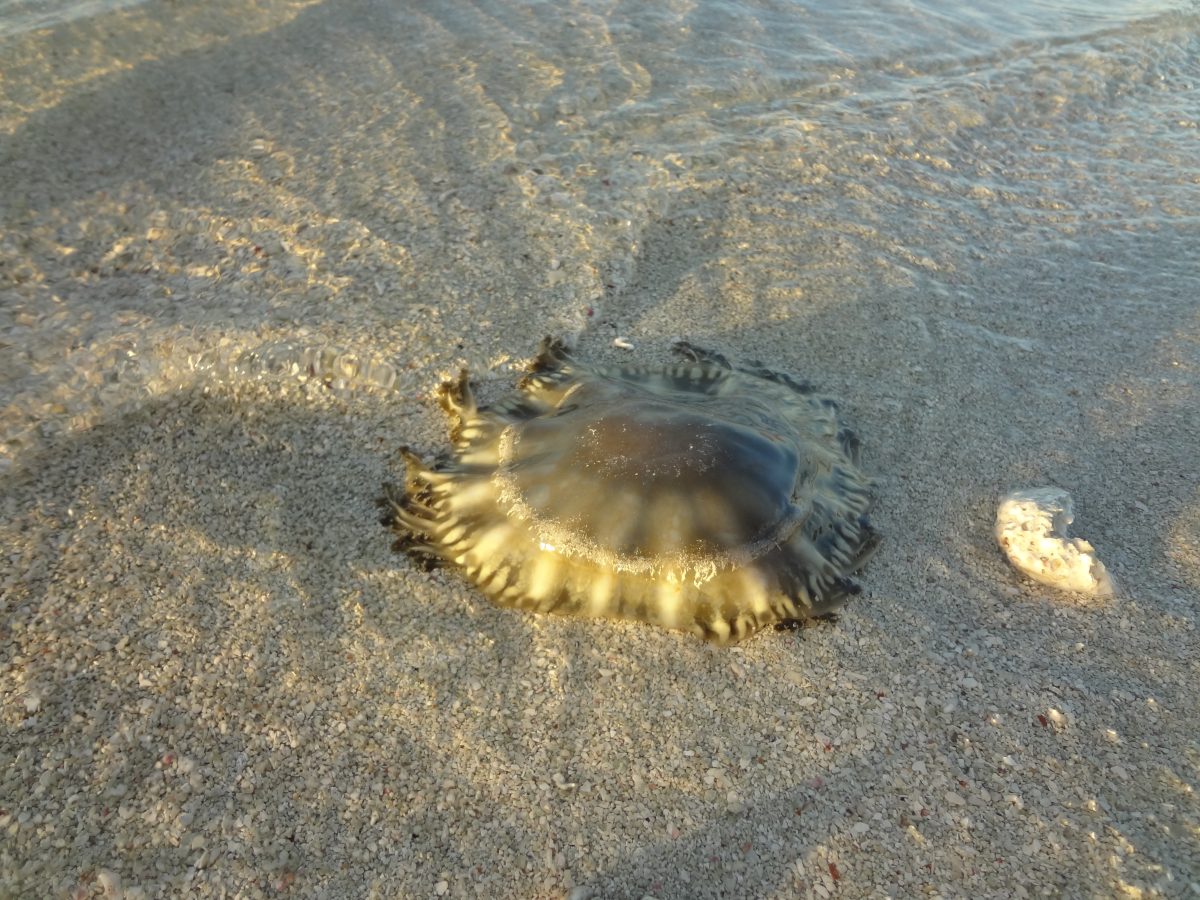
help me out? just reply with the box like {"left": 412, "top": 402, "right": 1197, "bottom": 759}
{"left": 2, "top": 0, "right": 1199, "bottom": 896}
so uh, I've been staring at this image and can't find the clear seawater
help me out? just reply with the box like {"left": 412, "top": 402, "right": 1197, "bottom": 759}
{"left": 1, "top": 0, "right": 1197, "bottom": 464}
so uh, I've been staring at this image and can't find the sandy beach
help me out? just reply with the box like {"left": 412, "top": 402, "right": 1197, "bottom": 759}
{"left": 2, "top": 0, "right": 1198, "bottom": 897}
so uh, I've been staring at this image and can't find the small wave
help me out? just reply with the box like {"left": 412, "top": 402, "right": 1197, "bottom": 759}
{"left": 0, "top": 338, "right": 413, "bottom": 474}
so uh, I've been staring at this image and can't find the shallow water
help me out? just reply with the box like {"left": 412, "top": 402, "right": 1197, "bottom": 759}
{"left": 2, "top": 0, "right": 1198, "bottom": 467}
{"left": 3, "top": 2, "right": 1200, "bottom": 897}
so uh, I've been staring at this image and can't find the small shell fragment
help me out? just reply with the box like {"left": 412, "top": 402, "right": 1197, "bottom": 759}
{"left": 994, "top": 487, "right": 1114, "bottom": 596}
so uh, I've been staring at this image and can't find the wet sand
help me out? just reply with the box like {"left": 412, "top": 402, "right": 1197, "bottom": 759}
{"left": 2, "top": 1, "right": 1198, "bottom": 897}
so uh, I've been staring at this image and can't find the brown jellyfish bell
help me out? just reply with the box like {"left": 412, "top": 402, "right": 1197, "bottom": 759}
{"left": 381, "top": 339, "right": 879, "bottom": 644}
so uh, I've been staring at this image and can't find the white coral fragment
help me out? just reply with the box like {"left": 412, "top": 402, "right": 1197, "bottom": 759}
{"left": 994, "top": 487, "right": 1114, "bottom": 597}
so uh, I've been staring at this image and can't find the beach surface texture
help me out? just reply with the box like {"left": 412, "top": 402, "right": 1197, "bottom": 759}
{"left": 2, "top": 1, "right": 1198, "bottom": 897}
